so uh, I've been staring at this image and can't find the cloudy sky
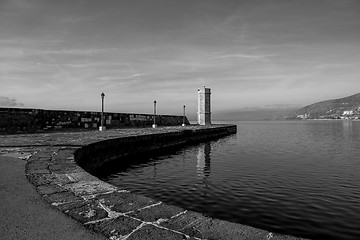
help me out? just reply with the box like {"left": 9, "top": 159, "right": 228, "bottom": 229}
{"left": 1, "top": 0, "right": 360, "bottom": 118}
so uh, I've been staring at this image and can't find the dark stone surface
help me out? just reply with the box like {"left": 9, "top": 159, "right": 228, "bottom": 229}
{"left": 57, "top": 200, "right": 87, "bottom": 212}
{"left": 94, "top": 192, "right": 157, "bottom": 214}
{"left": 88, "top": 216, "right": 142, "bottom": 239}
{"left": 26, "top": 173, "right": 51, "bottom": 186}
{"left": 127, "top": 224, "right": 186, "bottom": 240}
{"left": 160, "top": 210, "right": 207, "bottom": 238}
{"left": 26, "top": 162, "right": 49, "bottom": 170}
{"left": 44, "top": 191, "right": 82, "bottom": 204}
{"left": 30, "top": 150, "right": 56, "bottom": 159}
{"left": 66, "top": 200, "right": 109, "bottom": 224}
{"left": 37, "top": 184, "right": 66, "bottom": 195}
{"left": 49, "top": 163, "right": 79, "bottom": 173}
{"left": 128, "top": 203, "right": 184, "bottom": 223}
{"left": 26, "top": 168, "right": 51, "bottom": 174}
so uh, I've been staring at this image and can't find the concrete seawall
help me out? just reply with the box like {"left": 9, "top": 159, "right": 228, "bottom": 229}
{"left": 75, "top": 125, "right": 237, "bottom": 173}
{"left": 1, "top": 125, "right": 306, "bottom": 240}
{"left": 0, "top": 107, "right": 190, "bottom": 134}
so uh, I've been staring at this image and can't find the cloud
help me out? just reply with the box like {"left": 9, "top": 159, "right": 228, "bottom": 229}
{"left": 0, "top": 96, "right": 24, "bottom": 107}
{"left": 216, "top": 54, "right": 277, "bottom": 59}
{"left": 314, "top": 62, "right": 360, "bottom": 70}
{"left": 0, "top": 0, "right": 359, "bottom": 114}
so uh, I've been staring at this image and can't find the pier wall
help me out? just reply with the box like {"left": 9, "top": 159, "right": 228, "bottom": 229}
{"left": 75, "top": 125, "right": 237, "bottom": 173}
{"left": 0, "top": 107, "right": 189, "bottom": 134}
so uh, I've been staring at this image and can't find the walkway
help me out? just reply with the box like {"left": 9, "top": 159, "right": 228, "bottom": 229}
{"left": 0, "top": 153, "right": 105, "bottom": 240}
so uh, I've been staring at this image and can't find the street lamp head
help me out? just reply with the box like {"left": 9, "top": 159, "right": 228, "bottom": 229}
{"left": 101, "top": 92, "right": 105, "bottom": 98}
{"left": 154, "top": 100, "right": 156, "bottom": 104}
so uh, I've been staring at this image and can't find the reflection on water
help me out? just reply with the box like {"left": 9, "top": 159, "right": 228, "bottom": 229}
{"left": 196, "top": 142, "right": 211, "bottom": 179}
{"left": 342, "top": 120, "right": 353, "bottom": 137}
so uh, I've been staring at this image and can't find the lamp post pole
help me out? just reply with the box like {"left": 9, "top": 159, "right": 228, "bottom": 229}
{"left": 182, "top": 105, "right": 186, "bottom": 127}
{"left": 152, "top": 100, "right": 157, "bottom": 128}
{"left": 100, "top": 92, "right": 106, "bottom": 131}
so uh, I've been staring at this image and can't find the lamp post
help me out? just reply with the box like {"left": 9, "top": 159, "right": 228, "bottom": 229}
{"left": 99, "top": 92, "right": 106, "bottom": 131}
{"left": 152, "top": 100, "right": 157, "bottom": 128}
{"left": 182, "top": 105, "right": 186, "bottom": 127}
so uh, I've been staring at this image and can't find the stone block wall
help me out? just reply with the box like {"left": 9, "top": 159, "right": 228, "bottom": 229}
{"left": 0, "top": 107, "right": 190, "bottom": 134}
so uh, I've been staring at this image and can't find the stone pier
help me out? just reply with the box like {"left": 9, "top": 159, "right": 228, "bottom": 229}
{"left": 0, "top": 125, "right": 307, "bottom": 240}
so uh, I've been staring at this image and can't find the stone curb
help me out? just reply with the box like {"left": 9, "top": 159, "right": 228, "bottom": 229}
{"left": 20, "top": 127, "right": 306, "bottom": 240}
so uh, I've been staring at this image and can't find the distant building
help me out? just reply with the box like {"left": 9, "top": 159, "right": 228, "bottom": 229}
{"left": 342, "top": 110, "right": 354, "bottom": 116}
{"left": 297, "top": 114, "right": 309, "bottom": 119}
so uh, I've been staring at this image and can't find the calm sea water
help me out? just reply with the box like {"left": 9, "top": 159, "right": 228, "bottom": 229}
{"left": 98, "top": 121, "right": 360, "bottom": 239}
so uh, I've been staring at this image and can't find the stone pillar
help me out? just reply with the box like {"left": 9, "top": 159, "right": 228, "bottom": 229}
{"left": 197, "top": 86, "right": 211, "bottom": 125}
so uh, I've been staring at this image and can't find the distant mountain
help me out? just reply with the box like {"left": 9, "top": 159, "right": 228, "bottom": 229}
{"left": 286, "top": 93, "right": 360, "bottom": 120}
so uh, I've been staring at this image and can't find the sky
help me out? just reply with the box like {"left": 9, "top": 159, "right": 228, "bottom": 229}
{"left": 1, "top": 0, "right": 360, "bottom": 119}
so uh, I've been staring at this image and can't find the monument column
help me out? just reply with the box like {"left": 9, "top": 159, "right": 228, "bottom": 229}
{"left": 197, "top": 86, "right": 211, "bottom": 125}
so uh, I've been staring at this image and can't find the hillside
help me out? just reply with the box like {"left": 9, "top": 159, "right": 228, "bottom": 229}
{"left": 215, "top": 108, "right": 296, "bottom": 121}
{"left": 286, "top": 93, "right": 360, "bottom": 120}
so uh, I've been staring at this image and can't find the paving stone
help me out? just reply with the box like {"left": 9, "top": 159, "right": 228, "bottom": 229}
{"left": 64, "top": 171, "right": 99, "bottom": 182}
{"left": 28, "top": 157, "right": 50, "bottom": 163}
{"left": 162, "top": 210, "right": 269, "bottom": 240}
{"left": 47, "top": 173, "right": 76, "bottom": 185}
{"left": 54, "top": 149, "right": 76, "bottom": 156}
{"left": 95, "top": 192, "right": 156, "bottom": 213}
{"left": 26, "top": 173, "right": 51, "bottom": 186}
{"left": 65, "top": 200, "right": 108, "bottom": 224}
{"left": 88, "top": 216, "right": 142, "bottom": 239}
{"left": 64, "top": 180, "right": 117, "bottom": 196}
{"left": 52, "top": 150, "right": 77, "bottom": 163}
{"left": 37, "top": 184, "right": 66, "bottom": 195}
{"left": 25, "top": 168, "right": 51, "bottom": 174}
{"left": 49, "top": 163, "right": 79, "bottom": 173}
{"left": 128, "top": 202, "right": 184, "bottom": 223}
{"left": 160, "top": 210, "right": 206, "bottom": 238}
{"left": 44, "top": 191, "right": 82, "bottom": 204}
{"left": 32, "top": 150, "right": 57, "bottom": 159}
{"left": 56, "top": 200, "right": 87, "bottom": 212}
{"left": 127, "top": 224, "right": 186, "bottom": 240}
{"left": 28, "top": 156, "right": 51, "bottom": 163}
{"left": 26, "top": 162, "right": 49, "bottom": 170}
{"left": 201, "top": 218, "right": 269, "bottom": 240}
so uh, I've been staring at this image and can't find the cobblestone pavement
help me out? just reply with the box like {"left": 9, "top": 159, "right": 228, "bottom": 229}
{"left": 0, "top": 126, "right": 306, "bottom": 240}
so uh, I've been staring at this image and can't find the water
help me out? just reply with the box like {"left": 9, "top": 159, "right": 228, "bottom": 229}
{"left": 97, "top": 121, "right": 360, "bottom": 239}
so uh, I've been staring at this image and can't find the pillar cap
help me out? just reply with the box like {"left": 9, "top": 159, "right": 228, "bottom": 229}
{"left": 198, "top": 86, "right": 211, "bottom": 93}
